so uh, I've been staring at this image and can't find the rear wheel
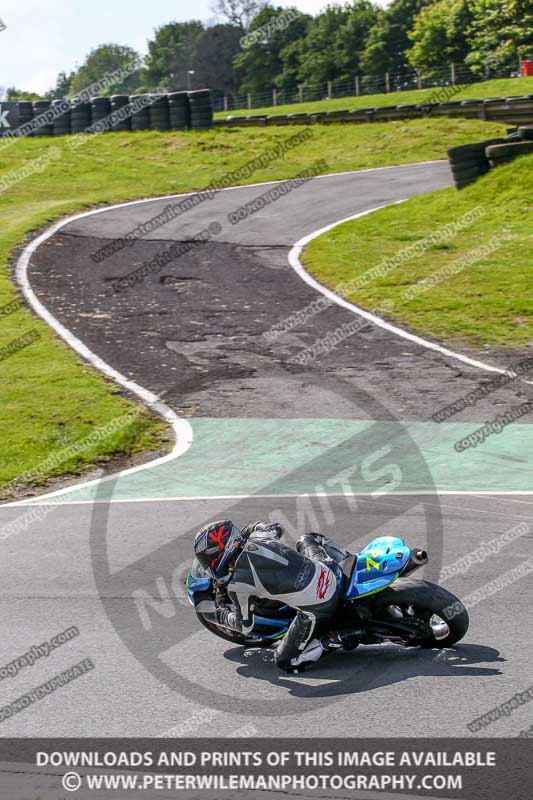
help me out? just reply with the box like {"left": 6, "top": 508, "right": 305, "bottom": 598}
{"left": 371, "top": 578, "right": 469, "bottom": 648}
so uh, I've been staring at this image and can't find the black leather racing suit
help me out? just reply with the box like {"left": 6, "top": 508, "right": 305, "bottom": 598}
{"left": 194, "top": 524, "right": 345, "bottom": 670}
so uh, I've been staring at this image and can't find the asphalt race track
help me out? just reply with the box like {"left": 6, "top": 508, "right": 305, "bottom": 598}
{"left": 1, "top": 162, "right": 532, "bottom": 741}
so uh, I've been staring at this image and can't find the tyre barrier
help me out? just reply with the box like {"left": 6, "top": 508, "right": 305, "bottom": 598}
{"left": 168, "top": 91, "right": 190, "bottom": 131}
{"left": 17, "top": 101, "right": 33, "bottom": 134}
{"left": 188, "top": 89, "right": 213, "bottom": 129}
{"left": 448, "top": 130, "right": 533, "bottom": 189}
{"left": 518, "top": 124, "right": 533, "bottom": 140}
{"left": 70, "top": 102, "right": 92, "bottom": 134}
{"left": 110, "top": 95, "right": 131, "bottom": 132}
{"left": 130, "top": 94, "right": 152, "bottom": 132}
{"left": 1, "top": 90, "right": 213, "bottom": 139}
{"left": 32, "top": 100, "right": 53, "bottom": 137}
{"left": 149, "top": 94, "right": 170, "bottom": 131}
{"left": 7, "top": 89, "right": 531, "bottom": 139}
{"left": 52, "top": 99, "right": 71, "bottom": 137}
{"left": 485, "top": 140, "right": 533, "bottom": 168}
{"left": 219, "top": 94, "right": 533, "bottom": 128}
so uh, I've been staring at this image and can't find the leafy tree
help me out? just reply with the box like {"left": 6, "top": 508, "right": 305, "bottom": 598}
{"left": 406, "top": 0, "right": 472, "bottom": 75}
{"left": 465, "top": 0, "right": 533, "bottom": 75}
{"left": 235, "top": 6, "right": 311, "bottom": 94}
{"left": 361, "top": 0, "right": 432, "bottom": 77}
{"left": 144, "top": 22, "right": 204, "bottom": 90}
{"left": 69, "top": 44, "right": 142, "bottom": 96}
{"left": 6, "top": 87, "right": 43, "bottom": 101}
{"left": 46, "top": 70, "right": 76, "bottom": 100}
{"left": 333, "top": 1, "right": 380, "bottom": 80}
{"left": 192, "top": 24, "right": 243, "bottom": 94}
{"left": 296, "top": 5, "right": 351, "bottom": 86}
{"left": 211, "top": 0, "right": 266, "bottom": 29}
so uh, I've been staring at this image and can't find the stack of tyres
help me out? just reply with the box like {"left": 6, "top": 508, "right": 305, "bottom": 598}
{"left": 52, "top": 99, "right": 71, "bottom": 136}
{"left": 149, "top": 95, "right": 170, "bottom": 131}
{"left": 17, "top": 101, "right": 34, "bottom": 135}
{"left": 110, "top": 95, "right": 131, "bottom": 132}
{"left": 188, "top": 90, "right": 213, "bottom": 129}
{"left": 485, "top": 140, "right": 533, "bottom": 167}
{"left": 517, "top": 125, "right": 533, "bottom": 141}
{"left": 130, "top": 95, "right": 151, "bottom": 131}
{"left": 90, "top": 97, "right": 111, "bottom": 131}
{"left": 33, "top": 100, "right": 53, "bottom": 137}
{"left": 70, "top": 101, "right": 92, "bottom": 133}
{"left": 447, "top": 138, "right": 505, "bottom": 189}
{"left": 167, "top": 92, "right": 190, "bottom": 130}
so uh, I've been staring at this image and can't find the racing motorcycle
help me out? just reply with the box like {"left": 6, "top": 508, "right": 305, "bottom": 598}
{"left": 186, "top": 536, "right": 469, "bottom": 651}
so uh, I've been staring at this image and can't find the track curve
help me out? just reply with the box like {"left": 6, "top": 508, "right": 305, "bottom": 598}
{"left": 1, "top": 162, "right": 531, "bottom": 739}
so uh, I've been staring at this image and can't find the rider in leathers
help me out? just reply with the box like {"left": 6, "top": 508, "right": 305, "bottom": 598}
{"left": 192, "top": 520, "right": 351, "bottom": 672}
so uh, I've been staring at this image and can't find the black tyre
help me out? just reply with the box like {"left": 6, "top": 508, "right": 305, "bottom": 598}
{"left": 448, "top": 138, "right": 505, "bottom": 159}
{"left": 488, "top": 156, "right": 517, "bottom": 168}
{"left": 451, "top": 164, "right": 489, "bottom": 181}
{"left": 372, "top": 578, "right": 469, "bottom": 648}
{"left": 90, "top": 97, "right": 111, "bottom": 117}
{"left": 449, "top": 155, "right": 488, "bottom": 170}
{"left": 149, "top": 96, "right": 170, "bottom": 130}
{"left": 486, "top": 141, "right": 533, "bottom": 159}
{"left": 17, "top": 101, "right": 33, "bottom": 129}
{"left": 455, "top": 178, "right": 477, "bottom": 189}
{"left": 517, "top": 125, "right": 533, "bottom": 140}
{"left": 130, "top": 95, "right": 151, "bottom": 131}
{"left": 110, "top": 95, "right": 131, "bottom": 131}
{"left": 33, "top": 101, "right": 53, "bottom": 136}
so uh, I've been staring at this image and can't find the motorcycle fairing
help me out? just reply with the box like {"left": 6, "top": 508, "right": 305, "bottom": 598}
{"left": 186, "top": 573, "right": 211, "bottom": 606}
{"left": 344, "top": 536, "right": 411, "bottom": 600}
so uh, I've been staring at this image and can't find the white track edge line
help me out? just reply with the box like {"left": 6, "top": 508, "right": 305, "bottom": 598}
{"left": 8, "top": 214, "right": 194, "bottom": 508}
{"left": 8, "top": 489, "right": 533, "bottom": 507}
{"left": 288, "top": 205, "right": 533, "bottom": 380}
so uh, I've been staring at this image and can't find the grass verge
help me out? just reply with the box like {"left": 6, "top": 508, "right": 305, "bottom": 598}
{"left": 302, "top": 154, "right": 533, "bottom": 348}
{"left": 215, "top": 76, "right": 533, "bottom": 118}
{"left": 0, "top": 117, "right": 508, "bottom": 494}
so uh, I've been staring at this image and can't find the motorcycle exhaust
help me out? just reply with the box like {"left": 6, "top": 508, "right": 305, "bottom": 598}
{"left": 401, "top": 547, "right": 428, "bottom": 576}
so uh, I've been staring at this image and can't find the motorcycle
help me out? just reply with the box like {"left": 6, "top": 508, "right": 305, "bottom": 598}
{"left": 186, "top": 535, "right": 469, "bottom": 652}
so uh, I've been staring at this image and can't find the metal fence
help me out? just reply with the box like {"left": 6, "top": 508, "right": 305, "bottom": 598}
{"left": 212, "top": 62, "right": 522, "bottom": 114}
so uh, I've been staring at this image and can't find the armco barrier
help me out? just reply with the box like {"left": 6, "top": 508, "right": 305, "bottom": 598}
{"left": 0, "top": 90, "right": 214, "bottom": 138}
{"left": 218, "top": 95, "right": 533, "bottom": 128}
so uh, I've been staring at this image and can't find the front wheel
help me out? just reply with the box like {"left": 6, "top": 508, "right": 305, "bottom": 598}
{"left": 196, "top": 612, "right": 275, "bottom": 648}
{"left": 371, "top": 578, "right": 469, "bottom": 648}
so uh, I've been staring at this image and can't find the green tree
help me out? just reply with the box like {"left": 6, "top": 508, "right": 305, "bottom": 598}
{"left": 361, "top": 0, "right": 432, "bottom": 78}
{"left": 46, "top": 70, "right": 76, "bottom": 99}
{"left": 192, "top": 24, "right": 243, "bottom": 94}
{"left": 296, "top": 5, "right": 351, "bottom": 86}
{"left": 211, "top": 0, "right": 267, "bottom": 29}
{"left": 406, "top": 0, "right": 472, "bottom": 75}
{"left": 6, "top": 87, "right": 43, "bottom": 101}
{"left": 235, "top": 6, "right": 311, "bottom": 95}
{"left": 466, "top": 0, "right": 533, "bottom": 75}
{"left": 69, "top": 44, "right": 142, "bottom": 96}
{"left": 144, "top": 22, "right": 204, "bottom": 90}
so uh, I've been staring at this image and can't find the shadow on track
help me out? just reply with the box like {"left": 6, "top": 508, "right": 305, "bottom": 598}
{"left": 223, "top": 643, "right": 503, "bottom": 699}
